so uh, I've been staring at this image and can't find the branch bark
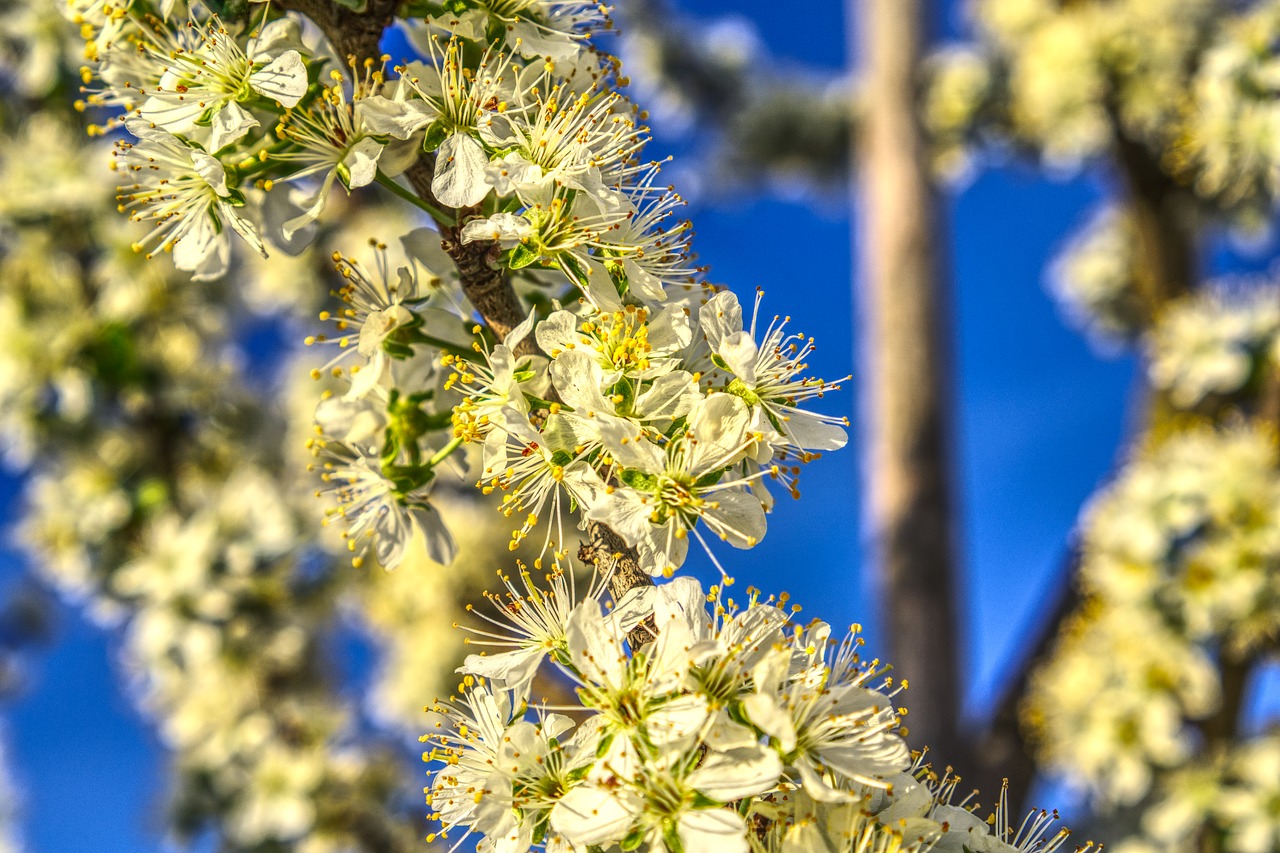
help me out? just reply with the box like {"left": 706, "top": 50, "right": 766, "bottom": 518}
{"left": 854, "top": 0, "right": 964, "bottom": 771}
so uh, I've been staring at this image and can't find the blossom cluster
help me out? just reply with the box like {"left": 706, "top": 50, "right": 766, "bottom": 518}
{"left": 1147, "top": 282, "right": 1280, "bottom": 410}
{"left": 1047, "top": 206, "right": 1144, "bottom": 348}
{"left": 1109, "top": 730, "right": 1280, "bottom": 853}
{"left": 1025, "top": 425, "right": 1280, "bottom": 807}
{"left": 244, "top": 1, "right": 854, "bottom": 574}
{"left": 427, "top": 574, "right": 1086, "bottom": 853}
{"left": 931, "top": 0, "right": 1280, "bottom": 227}
{"left": 0, "top": 3, "right": 517, "bottom": 842}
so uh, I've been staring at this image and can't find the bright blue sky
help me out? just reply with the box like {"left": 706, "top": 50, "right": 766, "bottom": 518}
{"left": 1, "top": 0, "right": 1274, "bottom": 849}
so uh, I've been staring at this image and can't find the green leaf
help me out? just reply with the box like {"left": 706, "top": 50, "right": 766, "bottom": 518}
{"left": 443, "top": 0, "right": 470, "bottom": 13}
{"left": 560, "top": 252, "right": 589, "bottom": 285}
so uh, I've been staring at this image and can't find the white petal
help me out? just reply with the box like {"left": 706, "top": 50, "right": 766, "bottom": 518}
{"left": 718, "top": 331, "right": 759, "bottom": 385}
{"left": 342, "top": 136, "right": 386, "bottom": 188}
{"left": 742, "top": 693, "right": 796, "bottom": 753}
{"left": 701, "top": 290, "right": 744, "bottom": 351}
{"left": 706, "top": 489, "right": 766, "bottom": 549}
{"left": 686, "top": 393, "right": 751, "bottom": 475}
{"left": 191, "top": 152, "right": 230, "bottom": 197}
{"left": 780, "top": 409, "right": 847, "bottom": 451}
{"left": 208, "top": 100, "right": 258, "bottom": 152}
{"left": 549, "top": 786, "right": 635, "bottom": 847}
{"left": 676, "top": 809, "right": 749, "bottom": 853}
{"left": 356, "top": 95, "right": 434, "bottom": 139}
{"left": 250, "top": 50, "right": 308, "bottom": 107}
{"left": 687, "top": 745, "right": 782, "bottom": 802}
{"left": 433, "top": 132, "right": 491, "bottom": 208}
{"left": 634, "top": 371, "right": 699, "bottom": 422}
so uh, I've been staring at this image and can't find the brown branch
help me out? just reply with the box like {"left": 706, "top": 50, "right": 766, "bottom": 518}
{"left": 274, "top": 0, "right": 400, "bottom": 65}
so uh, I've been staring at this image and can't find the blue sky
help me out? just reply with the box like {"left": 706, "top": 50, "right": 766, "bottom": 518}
{"left": 1, "top": 0, "right": 1270, "bottom": 849}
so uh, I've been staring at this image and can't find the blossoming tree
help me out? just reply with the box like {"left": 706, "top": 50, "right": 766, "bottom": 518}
{"left": 0, "top": 0, "right": 1114, "bottom": 850}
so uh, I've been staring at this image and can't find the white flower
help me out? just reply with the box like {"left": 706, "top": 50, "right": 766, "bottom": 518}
{"left": 225, "top": 744, "right": 325, "bottom": 844}
{"left": 139, "top": 15, "right": 308, "bottom": 152}
{"left": 1148, "top": 284, "right": 1280, "bottom": 408}
{"left": 305, "top": 247, "right": 438, "bottom": 399}
{"left": 1216, "top": 734, "right": 1280, "bottom": 853}
{"left": 398, "top": 39, "right": 525, "bottom": 208}
{"left": 591, "top": 393, "right": 767, "bottom": 576}
{"left": 701, "top": 289, "right": 849, "bottom": 456}
{"left": 744, "top": 621, "right": 910, "bottom": 801}
{"left": 274, "top": 65, "right": 432, "bottom": 239}
{"left": 310, "top": 440, "right": 456, "bottom": 569}
{"left": 113, "top": 120, "right": 265, "bottom": 280}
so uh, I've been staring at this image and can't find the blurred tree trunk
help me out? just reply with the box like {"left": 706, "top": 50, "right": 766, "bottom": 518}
{"left": 853, "top": 0, "right": 965, "bottom": 777}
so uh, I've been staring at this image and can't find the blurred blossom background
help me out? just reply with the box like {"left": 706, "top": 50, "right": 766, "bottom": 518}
{"left": 1, "top": 0, "right": 1279, "bottom": 851}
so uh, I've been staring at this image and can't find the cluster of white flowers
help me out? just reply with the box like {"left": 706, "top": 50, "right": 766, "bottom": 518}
{"left": 57, "top": 2, "right": 1098, "bottom": 851}
{"left": 449, "top": 288, "right": 848, "bottom": 576}
{"left": 1048, "top": 206, "right": 1144, "bottom": 348}
{"left": 1025, "top": 604, "right": 1221, "bottom": 805}
{"left": 1176, "top": 4, "right": 1280, "bottom": 215}
{"left": 224, "top": 0, "right": 855, "bottom": 575}
{"left": 428, "top": 575, "right": 1087, "bottom": 853}
{"left": 1104, "top": 729, "right": 1280, "bottom": 853}
{"left": 1082, "top": 425, "right": 1280, "bottom": 655}
{"left": 965, "top": 0, "right": 1215, "bottom": 171}
{"left": 1025, "top": 425, "right": 1280, "bottom": 806}
{"left": 922, "top": 47, "right": 994, "bottom": 180}
{"left": 1147, "top": 282, "right": 1280, "bottom": 409}
{"left": 0, "top": 2, "right": 508, "bottom": 843}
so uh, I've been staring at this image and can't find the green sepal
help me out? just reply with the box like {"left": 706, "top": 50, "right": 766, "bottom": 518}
{"left": 560, "top": 252, "right": 589, "bottom": 286}
{"left": 422, "top": 119, "right": 450, "bottom": 153}
{"left": 694, "top": 468, "right": 725, "bottom": 489}
{"left": 660, "top": 820, "right": 683, "bottom": 853}
{"left": 711, "top": 353, "right": 730, "bottom": 371}
{"left": 621, "top": 825, "right": 648, "bottom": 852}
{"left": 605, "top": 258, "right": 628, "bottom": 298}
{"left": 619, "top": 468, "right": 658, "bottom": 493}
{"left": 507, "top": 243, "right": 540, "bottom": 270}
{"left": 611, "top": 379, "right": 635, "bottom": 416}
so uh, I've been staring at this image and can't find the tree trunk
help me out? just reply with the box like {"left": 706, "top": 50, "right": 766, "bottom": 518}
{"left": 853, "top": 0, "right": 965, "bottom": 776}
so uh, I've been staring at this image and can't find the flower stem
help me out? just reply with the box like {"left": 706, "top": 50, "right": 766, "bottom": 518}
{"left": 376, "top": 172, "right": 456, "bottom": 226}
{"left": 427, "top": 435, "right": 464, "bottom": 468}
